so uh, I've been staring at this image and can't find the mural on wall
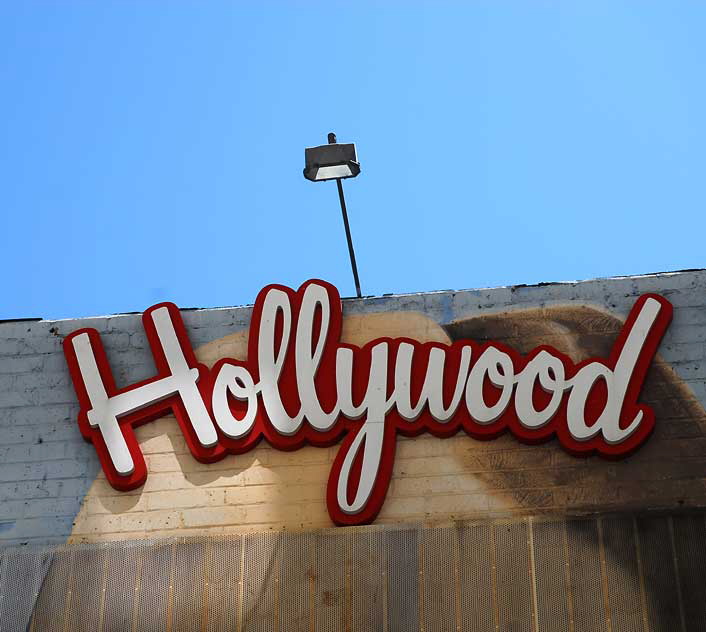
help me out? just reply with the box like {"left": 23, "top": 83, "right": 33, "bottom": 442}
{"left": 55, "top": 276, "right": 706, "bottom": 543}
{"left": 63, "top": 280, "right": 674, "bottom": 531}
{"left": 3, "top": 271, "right": 706, "bottom": 631}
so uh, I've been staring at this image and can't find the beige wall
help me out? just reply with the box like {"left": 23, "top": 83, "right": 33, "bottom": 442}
{"left": 69, "top": 303, "right": 706, "bottom": 542}
{"left": 70, "top": 311, "right": 502, "bottom": 541}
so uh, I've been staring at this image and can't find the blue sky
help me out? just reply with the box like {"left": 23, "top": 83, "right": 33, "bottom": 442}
{"left": 1, "top": 3, "right": 705, "bottom": 320}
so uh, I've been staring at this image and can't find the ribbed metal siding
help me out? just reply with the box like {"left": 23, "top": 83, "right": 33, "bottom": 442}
{"left": 3, "top": 513, "right": 706, "bottom": 631}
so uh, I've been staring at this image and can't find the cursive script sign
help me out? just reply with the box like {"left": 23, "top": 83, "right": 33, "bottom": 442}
{"left": 63, "top": 280, "right": 672, "bottom": 526}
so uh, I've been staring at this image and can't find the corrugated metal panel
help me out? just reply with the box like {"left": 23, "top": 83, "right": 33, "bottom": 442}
{"left": 277, "top": 531, "right": 313, "bottom": 632}
{"left": 636, "top": 515, "right": 682, "bottom": 631}
{"left": 385, "top": 526, "right": 419, "bottom": 632}
{"left": 420, "top": 527, "right": 455, "bottom": 632}
{"left": 532, "top": 520, "right": 570, "bottom": 632}
{"left": 102, "top": 541, "right": 144, "bottom": 632}
{"left": 65, "top": 546, "right": 105, "bottom": 632}
{"left": 494, "top": 521, "right": 533, "bottom": 632}
{"left": 672, "top": 514, "right": 706, "bottom": 629}
{"left": 241, "top": 532, "right": 276, "bottom": 632}
{"left": 31, "top": 547, "right": 73, "bottom": 631}
{"left": 314, "top": 531, "right": 347, "bottom": 632}
{"left": 171, "top": 539, "right": 207, "bottom": 631}
{"left": 0, "top": 547, "right": 53, "bottom": 632}
{"left": 3, "top": 513, "right": 706, "bottom": 631}
{"left": 205, "top": 537, "right": 241, "bottom": 632}
{"left": 351, "top": 527, "right": 384, "bottom": 631}
{"left": 458, "top": 523, "right": 495, "bottom": 632}
{"left": 602, "top": 516, "right": 643, "bottom": 632}
{"left": 565, "top": 519, "right": 606, "bottom": 632}
{"left": 135, "top": 540, "right": 172, "bottom": 631}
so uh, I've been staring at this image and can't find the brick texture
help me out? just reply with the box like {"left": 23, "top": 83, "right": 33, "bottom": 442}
{"left": 2, "top": 270, "right": 706, "bottom": 546}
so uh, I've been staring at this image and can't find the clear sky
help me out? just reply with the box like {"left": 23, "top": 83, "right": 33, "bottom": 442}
{"left": 2, "top": 3, "right": 705, "bottom": 320}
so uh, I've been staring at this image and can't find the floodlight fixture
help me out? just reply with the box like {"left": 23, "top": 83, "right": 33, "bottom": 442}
{"left": 303, "top": 134, "right": 360, "bottom": 182}
{"left": 303, "top": 133, "right": 362, "bottom": 298}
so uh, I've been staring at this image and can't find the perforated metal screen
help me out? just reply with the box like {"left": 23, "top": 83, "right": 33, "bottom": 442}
{"left": 2, "top": 513, "right": 705, "bottom": 631}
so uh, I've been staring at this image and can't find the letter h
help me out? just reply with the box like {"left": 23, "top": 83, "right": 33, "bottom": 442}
{"left": 63, "top": 303, "right": 218, "bottom": 490}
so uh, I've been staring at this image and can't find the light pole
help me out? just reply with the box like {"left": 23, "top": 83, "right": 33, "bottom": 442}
{"left": 304, "top": 133, "right": 362, "bottom": 298}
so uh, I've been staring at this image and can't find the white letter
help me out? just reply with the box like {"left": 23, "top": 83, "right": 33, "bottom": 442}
{"left": 295, "top": 283, "right": 339, "bottom": 431}
{"left": 336, "top": 342, "right": 392, "bottom": 514}
{"left": 257, "top": 289, "right": 303, "bottom": 435}
{"left": 71, "top": 306, "right": 216, "bottom": 476}
{"left": 394, "top": 344, "right": 472, "bottom": 423}
{"left": 212, "top": 364, "right": 258, "bottom": 439}
{"left": 566, "top": 297, "right": 663, "bottom": 443}
{"left": 466, "top": 347, "right": 515, "bottom": 424}
{"left": 515, "top": 351, "right": 566, "bottom": 429}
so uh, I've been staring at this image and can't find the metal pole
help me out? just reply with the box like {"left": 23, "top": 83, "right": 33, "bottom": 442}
{"left": 335, "top": 177, "right": 362, "bottom": 298}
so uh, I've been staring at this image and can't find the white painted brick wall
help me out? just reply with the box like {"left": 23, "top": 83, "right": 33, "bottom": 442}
{"left": 1, "top": 270, "right": 705, "bottom": 546}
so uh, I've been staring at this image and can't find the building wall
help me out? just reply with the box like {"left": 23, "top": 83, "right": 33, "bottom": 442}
{"left": 2, "top": 270, "right": 706, "bottom": 547}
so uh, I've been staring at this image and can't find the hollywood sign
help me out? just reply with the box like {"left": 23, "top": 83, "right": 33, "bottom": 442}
{"left": 63, "top": 280, "right": 672, "bottom": 526}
